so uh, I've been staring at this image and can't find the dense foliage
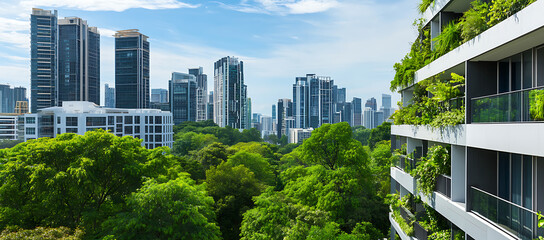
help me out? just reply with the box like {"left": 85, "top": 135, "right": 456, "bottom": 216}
{"left": 414, "top": 145, "right": 451, "bottom": 196}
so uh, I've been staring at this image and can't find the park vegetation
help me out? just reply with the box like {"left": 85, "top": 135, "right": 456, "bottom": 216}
{"left": 0, "top": 120, "right": 393, "bottom": 239}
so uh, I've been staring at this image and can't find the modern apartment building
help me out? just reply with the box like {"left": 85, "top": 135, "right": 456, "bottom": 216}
{"left": 30, "top": 8, "right": 58, "bottom": 113}
{"left": 213, "top": 56, "right": 248, "bottom": 129}
{"left": 0, "top": 115, "right": 20, "bottom": 140}
{"left": 189, "top": 67, "right": 208, "bottom": 122}
{"left": 105, "top": 84, "right": 115, "bottom": 108}
{"left": 308, "top": 74, "right": 334, "bottom": 128}
{"left": 293, "top": 76, "right": 310, "bottom": 129}
{"left": 169, "top": 72, "right": 196, "bottom": 125}
{"left": 207, "top": 91, "right": 214, "bottom": 121}
{"left": 277, "top": 98, "right": 293, "bottom": 138}
{"left": 22, "top": 101, "right": 173, "bottom": 149}
{"left": 288, "top": 128, "right": 313, "bottom": 144}
{"left": 115, "top": 29, "right": 150, "bottom": 109}
{"left": 390, "top": 1, "right": 544, "bottom": 240}
{"left": 57, "top": 17, "right": 100, "bottom": 106}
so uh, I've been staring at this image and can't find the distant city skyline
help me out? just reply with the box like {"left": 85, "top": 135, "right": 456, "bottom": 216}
{"left": 0, "top": 0, "right": 418, "bottom": 114}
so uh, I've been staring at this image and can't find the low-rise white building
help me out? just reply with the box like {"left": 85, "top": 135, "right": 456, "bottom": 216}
{"left": 22, "top": 101, "right": 173, "bottom": 149}
{"left": 288, "top": 128, "right": 313, "bottom": 144}
{"left": 0, "top": 114, "right": 20, "bottom": 140}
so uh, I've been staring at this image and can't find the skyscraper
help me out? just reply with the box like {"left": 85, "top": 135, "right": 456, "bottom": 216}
{"left": 277, "top": 98, "right": 293, "bottom": 138}
{"left": 308, "top": 74, "right": 334, "bottom": 128}
{"left": 293, "top": 76, "right": 310, "bottom": 129}
{"left": 382, "top": 93, "right": 392, "bottom": 120}
{"left": 207, "top": 91, "right": 214, "bottom": 120}
{"left": 169, "top": 72, "right": 197, "bottom": 124}
{"left": 115, "top": 29, "right": 150, "bottom": 109}
{"left": 365, "top": 97, "right": 377, "bottom": 111}
{"left": 352, "top": 97, "right": 362, "bottom": 126}
{"left": 363, "top": 107, "right": 374, "bottom": 129}
{"left": 151, "top": 89, "right": 168, "bottom": 103}
{"left": 0, "top": 85, "right": 13, "bottom": 113}
{"left": 57, "top": 17, "right": 100, "bottom": 106}
{"left": 213, "top": 56, "right": 247, "bottom": 129}
{"left": 341, "top": 102, "right": 352, "bottom": 126}
{"left": 105, "top": 84, "right": 115, "bottom": 108}
{"left": 30, "top": 8, "right": 58, "bottom": 113}
{"left": 189, "top": 67, "right": 208, "bottom": 122}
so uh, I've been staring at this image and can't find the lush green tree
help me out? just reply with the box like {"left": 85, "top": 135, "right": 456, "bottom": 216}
{"left": 228, "top": 142, "right": 275, "bottom": 159}
{"left": 172, "top": 132, "right": 217, "bottom": 156}
{"left": 298, "top": 122, "right": 368, "bottom": 170}
{"left": 370, "top": 141, "right": 393, "bottom": 196}
{"left": 225, "top": 151, "right": 276, "bottom": 185}
{"left": 0, "top": 226, "right": 83, "bottom": 240}
{"left": 0, "top": 130, "right": 178, "bottom": 234}
{"left": 263, "top": 134, "right": 280, "bottom": 145}
{"left": 368, "top": 122, "right": 392, "bottom": 149}
{"left": 206, "top": 163, "right": 265, "bottom": 240}
{"left": 239, "top": 128, "right": 263, "bottom": 143}
{"left": 190, "top": 142, "right": 231, "bottom": 171}
{"left": 173, "top": 120, "right": 217, "bottom": 135}
{"left": 352, "top": 126, "right": 371, "bottom": 146}
{"left": 102, "top": 177, "right": 220, "bottom": 240}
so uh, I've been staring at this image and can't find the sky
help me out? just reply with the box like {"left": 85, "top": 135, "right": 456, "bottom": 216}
{"left": 0, "top": 0, "right": 420, "bottom": 115}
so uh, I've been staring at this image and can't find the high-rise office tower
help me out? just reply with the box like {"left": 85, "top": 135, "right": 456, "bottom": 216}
{"left": 381, "top": 94, "right": 392, "bottom": 120}
{"left": 0, "top": 85, "right": 13, "bottom": 113}
{"left": 189, "top": 67, "right": 208, "bottom": 122}
{"left": 30, "top": 8, "right": 58, "bottom": 113}
{"left": 207, "top": 91, "right": 214, "bottom": 120}
{"left": 115, "top": 29, "right": 150, "bottom": 109}
{"left": 341, "top": 102, "right": 352, "bottom": 126}
{"left": 277, "top": 98, "right": 293, "bottom": 138}
{"left": 352, "top": 97, "right": 362, "bottom": 126}
{"left": 365, "top": 97, "right": 377, "bottom": 111}
{"left": 213, "top": 56, "right": 247, "bottom": 129}
{"left": 374, "top": 110, "right": 384, "bottom": 128}
{"left": 57, "top": 17, "right": 100, "bottom": 106}
{"left": 293, "top": 76, "right": 310, "bottom": 129}
{"left": 105, "top": 84, "right": 115, "bottom": 108}
{"left": 272, "top": 104, "right": 277, "bottom": 133}
{"left": 308, "top": 74, "right": 334, "bottom": 128}
{"left": 246, "top": 97, "right": 252, "bottom": 128}
{"left": 151, "top": 89, "right": 168, "bottom": 103}
{"left": 169, "top": 72, "right": 197, "bottom": 124}
{"left": 363, "top": 107, "right": 374, "bottom": 129}
{"left": 336, "top": 87, "right": 346, "bottom": 104}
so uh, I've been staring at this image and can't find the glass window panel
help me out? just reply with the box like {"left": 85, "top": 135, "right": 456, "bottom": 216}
{"left": 523, "top": 50, "right": 533, "bottom": 89}
{"left": 499, "top": 60, "right": 510, "bottom": 93}
{"left": 512, "top": 54, "right": 522, "bottom": 91}
{"left": 522, "top": 156, "right": 532, "bottom": 208}
{"left": 499, "top": 152, "right": 510, "bottom": 200}
{"left": 512, "top": 154, "right": 522, "bottom": 205}
{"left": 538, "top": 48, "right": 544, "bottom": 87}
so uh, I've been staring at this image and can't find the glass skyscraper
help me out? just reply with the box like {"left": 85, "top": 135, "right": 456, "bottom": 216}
{"left": 57, "top": 17, "right": 100, "bottom": 106}
{"left": 169, "top": 72, "right": 197, "bottom": 124}
{"left": 105, "top": 84, "right": 115, "bottom": 108}
{"left": 151, "top": 89, "right": 168, "bottom": 103}
{"left": 115, "top": 29, "right": 150, "bottom": 109}
{"left": 293, "top": 76, "right": 310, "bottom": 129}
{"left": 30, "top": 8, "right": 58, "bottom": 113}
{"left": 213, "top": 56, "right": 247, "bottom": 129}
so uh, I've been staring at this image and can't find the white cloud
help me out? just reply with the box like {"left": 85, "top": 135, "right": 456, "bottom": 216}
{"left": 98, "top": 28, "right": 117, "bottom": 38}
{"left": 0, "top": 17, "right": 29, "bottom": 49}
{"left": 19, "top": 0, "right": 199, "bottom": 12}
{"left": 218, "top": 0, "right": 338, "bottom": 15}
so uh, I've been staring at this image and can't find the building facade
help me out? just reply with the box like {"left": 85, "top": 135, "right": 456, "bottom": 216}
{"left": 288, "top": 128, "right": 313, "bottom": 144}
{"left": 115, "top": 29, "right": 149, "bottom": 109}
{"left": 390, "top": 1, "right": 544, "bottom": 240}
{"left": 30, "top": 8, "right": 58, "bottom": 113}
{"left": 105, "top": 84, "right": 115, "bottom": 108}
{"left": 277, "top": 98, "right": 293, "bottom": 138}
{"left": 293, "top": 76, "right": 310, "bottom": 129}
{"left": 0, "top": 115, "right": 20, "bottom": 140}
{"left": 22, "top": 101, "right": 173, "bottom": 149}
{"left": 189, "top": 67, "right": 208, "bottom": 122}
{"left": 213, "top": 56, "right": 247, "bottom": 129}
{"left": 169, "top": 72, "right": 196, "bottom": 125}
{"left": 352, "top": 97, "right": 362, "bottom": 126}
{"left": 207, "top": 91, "right": 214, "bottom": 120}
{"left": 57, "top": 17, "right": 100, "bottom": 106}
{"left": 151, "top": 89, "right": 168, "bottom": 103}
{"left": 308, "top": 74, "right": 334, "bottom": 128}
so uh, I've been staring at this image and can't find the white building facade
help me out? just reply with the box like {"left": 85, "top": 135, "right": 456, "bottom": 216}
{"left": 22, "top": 101, "right": 173, "bottom": 149}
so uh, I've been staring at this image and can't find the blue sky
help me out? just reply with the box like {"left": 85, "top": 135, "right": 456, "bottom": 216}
{"left": 0, "top": 0, "right": 419, "bottom": 114}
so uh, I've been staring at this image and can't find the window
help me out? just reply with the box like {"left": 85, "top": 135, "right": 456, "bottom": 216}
{"left": 155, "top": 126, "right": 162, "bottom": 133}
{"left": 66, "top": 117, "right": 78, "bottom": 126}
{"left": 116, "top": 124, "right": 122, "bottom": 133}
{"left": 145, "top": 126, "right": 148, "bottom": 133}
{"left": 155, "top": 135, "right": 162, "bottom": 142}
{"left": 155, "top": 116, "right": 162, "bottom": 124}
{"left": 125, "top": 116, "right": 133, "bottom": 124}
{"left": 26, "top": 117, "right": 36, "bottom": 124}
{"left": 57, "top": 117, "right": 61, "bottom": 124}
{"left": 537, "top": 47, "right": 544, "bottom": 86}
{"left": 145, "top": 116, "right": 148, "bottom": 124}
{"left": 135, "top": 116, "right": 140, "bottom": 124}
{"left": 86, "top": 117, "right": 106, "bottom": 126}
{"left": 108, "top": 116, "right": 114, "bottom": 125}
{"left": 66, "top": 128, "right": 78, "bottom": 133}
{"left": 26, "top": 128, "right": 36, "bottom": 135}
{"left": 117, "top": 116, "right": 123, "bottom": 123}
{"left": 124, "top": 126, "right": 133, "bottom": 134}
{"left": 108, "top": 127, "right": 114, "bottom": 132}
{"left": 149, "top": 117, "right": 154, "bottom": 124}
{"left": 57, "top": 128, "right": 61, "bottom": 134}
{"left": 135, "top": 126, "right": 140, "bottom": 133}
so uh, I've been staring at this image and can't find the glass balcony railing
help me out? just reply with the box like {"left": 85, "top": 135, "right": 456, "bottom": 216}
{"left": 470, "top": 186, "right": 538, "bottom": 239}
{"left": 435, "top": 174, "right": 451, "bottom": 199}
{"left": 393, "top": 155, "right": 416, "bottom": 174}
{"left": 471, "top": 87, "right": 544, "bottom": 123}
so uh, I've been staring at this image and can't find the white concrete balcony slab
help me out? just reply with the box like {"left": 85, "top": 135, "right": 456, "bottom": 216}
{"left": 466, "top": 123, "right": 544, "bottom": 157}
{"left": 391, "top": 124, "right": 466, "bottom": 146}
{"left": 389, "top": 212, "right": 418, "bottom": 240}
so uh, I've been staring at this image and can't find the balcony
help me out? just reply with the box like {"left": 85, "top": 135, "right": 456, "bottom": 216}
{"left": 471, "top": 87, "right": 544, "bottom": 123}
{"left": 469, "top": 186, "right": 539, "bottom": 240}
{"left": 394, "top": 155, "right": 417, "bottom": 175}
{"left": 435, "top": 174, "right": 452, "bottom": 199}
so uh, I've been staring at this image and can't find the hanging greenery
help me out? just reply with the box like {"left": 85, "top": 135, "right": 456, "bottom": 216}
{"left": 414, "top": 145, "right": 450, "bottom": 196}
{"left": 459, "top": 0, "right": 490, "bottom": 42}
{"left": 432, "top": 21, "right": 461, "bottom": 60}
{"left": 418, "top": 0, "right": 436, "bottom": 14}
{"left": 529, "top": 89, "right": 544, "bottom": 121}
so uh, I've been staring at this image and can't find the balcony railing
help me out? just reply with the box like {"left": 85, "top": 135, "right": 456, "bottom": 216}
{"left": 471, "top": 87, "right": 544, "bottom": 123}
{"left": 469, "top": 186, "right": 538, "bottom": 239}
{"left": 394, "top": 155, "right": 417, "bottom": 174}
{"left": 435, "top": 174, "right": 451, "bottom": 199}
